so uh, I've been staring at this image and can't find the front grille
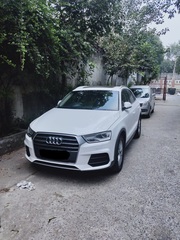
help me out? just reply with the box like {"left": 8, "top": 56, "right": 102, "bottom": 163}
{"left": 34, "top": 133, "right": 79, "bottom": 151}
{"left": 33, "top": 133, "right": 79, "bottom": 163}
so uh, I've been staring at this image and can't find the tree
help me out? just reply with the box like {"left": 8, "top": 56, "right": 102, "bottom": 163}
{"left": 100, "top": 30, "right": 164, "bottom": 85}
{"left": 134, "top": 32, "right": 164, "bottom": 84}
{"left": 176, "top": 0, "right": 180, "bottom": 12}
{"left": 100, "top": 0, "right": 166, "bottom": 85}
{"left": 161, "top": 42, "right": 180, "bottom": 74}
{"left": 49, "top": 0, "right": 123, "bottom": 89}
{"left": 163, "top": 0, "right": 180, "bottom": 15}
{"left": 0, "top": 0, "right": 124, "bottom": 87}
{"left": 0, "top": 0, "right": 123, "bottom": 136}
{"left": 161, "top": 59, "right": 174, "bottom": 73}
{"left": 0, "top": 0, "right": 179, "bottom": 137}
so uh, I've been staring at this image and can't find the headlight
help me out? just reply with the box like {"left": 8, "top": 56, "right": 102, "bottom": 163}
{"left": 142, "top": 101, "right": 149, "bottom": 107}
{"left": 27, "top": 126, "right": 36, "bottom": 138}
{"left": 83, "top": 131, "right": 111, "bottom": 143}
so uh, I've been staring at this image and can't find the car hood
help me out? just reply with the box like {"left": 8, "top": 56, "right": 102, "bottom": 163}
{"left": 30, "top": 108, "right": 120, "bottom": 135}
{"left": 136, "top": 98, "right": 150, "bottom": 104}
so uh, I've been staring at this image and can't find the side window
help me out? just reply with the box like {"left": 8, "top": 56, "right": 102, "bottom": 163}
{"left": 121, "top": 89, "right": 130, "bottom": 109}
{"left": 122, "top": 89, "right": 128, "bottom": 103}
{"left": 128, "top": 89, "right": 136, "bottom": 103}
{"left": 121, "top": 89, "right": 136, "bottom": 110}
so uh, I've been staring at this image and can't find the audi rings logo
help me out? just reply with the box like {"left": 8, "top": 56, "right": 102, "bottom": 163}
{"left": 46, "top": 136, "right": 63, "bottom": 145}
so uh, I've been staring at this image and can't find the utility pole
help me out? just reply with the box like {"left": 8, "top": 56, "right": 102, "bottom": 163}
{"left": 163, "top": 76, "right": 167, "bottom": 101}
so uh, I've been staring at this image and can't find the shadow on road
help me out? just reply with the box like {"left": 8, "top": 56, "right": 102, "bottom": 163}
{"left": 30, "top": 163, "right": 117, "bottom": 185}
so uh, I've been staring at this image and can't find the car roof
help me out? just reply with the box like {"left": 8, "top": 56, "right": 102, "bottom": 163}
{"left": 73, "top": 86, "right": 125, "bottom": 91}
{"left": 130, "top": 85, "right": 150, "bottom": 89}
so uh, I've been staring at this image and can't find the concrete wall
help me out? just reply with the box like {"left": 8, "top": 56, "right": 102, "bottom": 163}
{"left": 10, "top": 54, "right": 145, "bottom": 124}
{"left": 11, "top": 53, "right": 109, "bottom": 123}
{"left": 87, "top": 53, "right": 106, "bottom": 85}
{"left": 13, "top": 86, "right": 24, "bottom": 119}
{"left": 87, "top": 53, "right": 133, "bottom": 86}
{"left": 0, "top": 130, "right": 26, "bottom": 156}
{"left": 151, "top": 73, "right": 180, "bottom": 92}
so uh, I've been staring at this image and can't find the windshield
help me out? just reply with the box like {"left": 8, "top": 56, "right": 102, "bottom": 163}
{"left": 131, "top": 88, "right": 149, "bottom": 98}
{"left": 57, "top": 90, "right": 119, "bottom": 111}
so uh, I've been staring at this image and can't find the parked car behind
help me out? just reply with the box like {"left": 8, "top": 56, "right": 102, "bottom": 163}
{"left": 130, "top": 85, "right": 155, "bottom": 118}
{"left": 24, "top": 86, "right": 141, "bottom": 173}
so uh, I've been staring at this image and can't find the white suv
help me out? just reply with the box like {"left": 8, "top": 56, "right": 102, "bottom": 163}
{"left": 24, "top": 86, "right": 141, "bottom": 173}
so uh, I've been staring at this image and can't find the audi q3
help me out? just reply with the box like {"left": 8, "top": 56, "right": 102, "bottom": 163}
{"left": 24, "top": 86, "right": 141, "bottom": 173}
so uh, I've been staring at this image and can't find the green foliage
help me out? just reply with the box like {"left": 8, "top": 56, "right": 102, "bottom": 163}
{"left": 134, "top": 32, "right": 164, "bottom": 84}
{"left": 161, "top": 59, "right": 174, "bottom": 73}
{"left": 0, "top": 0, "right": 177, "bottom": 84}
{"left": 99, "top": 0, "right": 168, "bottom": 85}
{"left": 0, "top": 0, "right": 180, "bottom": 137}
{"left": 176, "top": 0, "right": 180, "bottom": 13}
{"left": 161, "top": 41, "right": 180, "bottom": 74}
{"left": 166, "top": 42, "right": 180, "bottom": 60}
{"left": 100, "top": 33, "right": 135, "bottom": 85}
{"left": 100, "top": 30, "right": 164, "bottom": 85}
{"left": 0, "top": 0, "right": 123, "bottom": 82}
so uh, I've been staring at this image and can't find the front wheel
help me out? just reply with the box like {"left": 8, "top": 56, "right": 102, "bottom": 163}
{"left": 111, "top": 135, "right": 125, "bottom": 173}
{"left": 147, "top": 108, "right": 151, "bottom": 118}
{"left": 151, "top": 104, "right": 155, "bottom": 113}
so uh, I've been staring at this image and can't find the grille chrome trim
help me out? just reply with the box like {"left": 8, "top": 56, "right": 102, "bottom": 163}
{"left": 33, "top": 133, "right": 79, "bottom": 163}
{"left": 46, "top": 136, "right": 63, "bottom": 145}
{"left": 34, "top": 133, "right": 79, "bottom": 151}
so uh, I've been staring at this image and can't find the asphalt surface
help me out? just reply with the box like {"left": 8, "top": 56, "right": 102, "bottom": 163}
{"left": 0, "top": 94, "right": 180, "bottom": 240}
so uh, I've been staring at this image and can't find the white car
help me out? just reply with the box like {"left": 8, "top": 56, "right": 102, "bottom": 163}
{"left": 24, "top": 86, "right": 141, "bottom": 173}
{"left": 130, "top": 85, "right": 155, "bottom": 118}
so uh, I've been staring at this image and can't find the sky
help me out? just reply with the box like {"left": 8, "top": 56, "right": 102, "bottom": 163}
{"left": 153, "top": 13, "right": 180, "bottom": 47}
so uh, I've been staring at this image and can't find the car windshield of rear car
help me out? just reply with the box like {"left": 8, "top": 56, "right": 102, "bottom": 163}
{"left": 131, "top": 88, "right": 149, "bottom": 98}
{"left": 57, "top": 90, "right": 119, "bottom": 110}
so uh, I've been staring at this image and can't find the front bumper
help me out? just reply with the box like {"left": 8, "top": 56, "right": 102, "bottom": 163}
{"left": 140, "top": 108, "right": 149, "bottom": 115}
{"left": 140, "top": 104, "right": 150, "bottom": 116}
{"left": 24, "top": 133, "right": 115, "bottom": 171}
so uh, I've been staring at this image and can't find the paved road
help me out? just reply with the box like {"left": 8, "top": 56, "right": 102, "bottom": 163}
{"left": 0, "top": 94, "right": 180, "bottom": 240}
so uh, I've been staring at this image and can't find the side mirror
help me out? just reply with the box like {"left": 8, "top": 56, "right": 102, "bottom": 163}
{"left": 122, "top": 102, "right": 132, "bottom": 110}
{"left": 145, "top": 93, "right": 149, "bottom": 98}
{"left": 57, "top": 100, "right": 61, "bottom": 107}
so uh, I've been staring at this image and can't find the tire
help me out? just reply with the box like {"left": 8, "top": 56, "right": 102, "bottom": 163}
{"left": 111, "top": 134, "right": 125, "bottom": 173}
{"left": 151, "top": 104, "right": 155, "bottom": 113}
{"left": 147, "top": 107, "right": 151, "bottom": 118}
{"left": 134, "top": 117, "right": 141, "bottom": 139}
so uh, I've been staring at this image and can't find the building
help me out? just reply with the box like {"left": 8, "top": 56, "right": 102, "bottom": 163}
{"left": 150, "top": 73, "right": 180, "bottom": 93}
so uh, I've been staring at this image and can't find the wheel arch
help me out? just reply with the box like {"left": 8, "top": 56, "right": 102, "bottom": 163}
{"left": 111, "top": 127, "right": 126, "bottom": 160}
{"left": 117, "top": 128, "right": 126, "bottom": 144}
